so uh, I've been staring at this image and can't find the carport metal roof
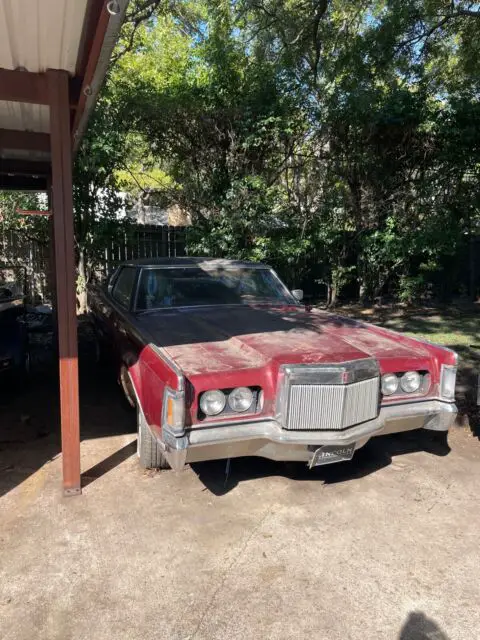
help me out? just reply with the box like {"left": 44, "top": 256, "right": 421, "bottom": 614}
{"left": 0, "top": 0, "right": 128, "bottom": 187}
{"left": 0, "top": 0, "right": 130, "bottom": 494}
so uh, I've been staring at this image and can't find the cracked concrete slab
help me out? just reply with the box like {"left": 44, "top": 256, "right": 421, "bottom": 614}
{"left": 1, "top": 426, "right": 479, "bottom": 640}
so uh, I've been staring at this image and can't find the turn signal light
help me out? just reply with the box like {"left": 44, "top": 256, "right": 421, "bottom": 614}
{"left": 162, "top": 387, "right": 185, "bottom": 435}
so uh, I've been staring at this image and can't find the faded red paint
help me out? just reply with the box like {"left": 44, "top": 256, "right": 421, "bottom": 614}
{"left": 124, "top": 304, "right": 456, "bottom": 429}
{"left": 88, "top": 266, "right": 456, "bottom": 434}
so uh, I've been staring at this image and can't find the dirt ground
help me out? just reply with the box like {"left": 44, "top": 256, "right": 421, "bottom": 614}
{"left": 1, "top": 340, "right": 480, "bottom": 640}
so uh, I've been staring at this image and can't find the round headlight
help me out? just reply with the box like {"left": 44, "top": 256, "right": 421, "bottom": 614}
{"left": 228, "top": 387, "right": 254, "bottom": 412}
{"left": 381, "top": 373, "right": 399, "bottom": 396}
{"left": 200, "top": 390, "right": 226, "bottom": 416}
{"left": 400, "top": 371, "right": 421, "bottom": 393}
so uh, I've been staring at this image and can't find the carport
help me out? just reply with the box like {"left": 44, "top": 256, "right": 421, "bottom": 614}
{"left": 0, "top": 0, "right": 129, "bottom": 495}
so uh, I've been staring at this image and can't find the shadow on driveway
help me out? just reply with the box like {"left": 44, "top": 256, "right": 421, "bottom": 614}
{"left": 0, "top": 354, "right": 135, "bottom": 498}
{"left": 399, "top": 611, "right": 450, "bottom": 639}
{"left": 191, "top": 429, "right": 451, "bottom": 496}
{"left": 81, "top": 440, "right": 137, "bottom": 488}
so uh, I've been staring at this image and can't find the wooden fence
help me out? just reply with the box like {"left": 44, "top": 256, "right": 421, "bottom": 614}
{"left": 101, "top": 225, "right": 187, "bottom": 276}
{"left": 0, "top": 225, "right": 187, "bottom": 304}
{"left": 0, "top": 229, "right": 50, "bottom": 303}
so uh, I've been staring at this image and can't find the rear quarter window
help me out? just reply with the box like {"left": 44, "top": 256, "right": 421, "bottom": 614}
{"left": 112, "top": 267, "right": 137, "bottom": 309}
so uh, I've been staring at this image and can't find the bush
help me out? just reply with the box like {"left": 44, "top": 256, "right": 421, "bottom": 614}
{"left": 398, "top": 275, "right": 429, "bottom": 305}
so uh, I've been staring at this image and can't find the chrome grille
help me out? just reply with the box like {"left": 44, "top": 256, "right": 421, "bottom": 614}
{"left": 284, "top": 377, "right": 379, "bottom": 431}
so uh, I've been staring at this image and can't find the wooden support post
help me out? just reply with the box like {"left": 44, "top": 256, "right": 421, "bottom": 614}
{"left": 48, "top": 69, "right": 81, "bottom": 496}
{"left": 47, "top": 181, "right": 58, "bottom": 340}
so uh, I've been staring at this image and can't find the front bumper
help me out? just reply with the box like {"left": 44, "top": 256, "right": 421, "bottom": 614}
{"left": 160, "top": 400, "right": 457, "bottom": 471}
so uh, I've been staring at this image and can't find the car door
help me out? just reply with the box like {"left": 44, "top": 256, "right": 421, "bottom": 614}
{"left": 109, "top": 266, "right": 139, "bottom": 363}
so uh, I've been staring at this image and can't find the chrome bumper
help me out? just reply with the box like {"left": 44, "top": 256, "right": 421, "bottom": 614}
{"left": 161, "top": 400, "right": 457, "bottom": 471}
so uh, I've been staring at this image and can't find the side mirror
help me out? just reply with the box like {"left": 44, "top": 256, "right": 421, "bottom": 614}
{"left": 291, "top": 289, "right": 304, "bottom": 302}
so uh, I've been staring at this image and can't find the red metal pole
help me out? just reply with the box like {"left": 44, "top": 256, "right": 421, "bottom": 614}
{"left": 48, "top": 69, "right": 81, "bottom": 496}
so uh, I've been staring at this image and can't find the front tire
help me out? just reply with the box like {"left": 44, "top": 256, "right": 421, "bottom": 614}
{"left": 137, "top": 407, "right": 170, "bottom": 470}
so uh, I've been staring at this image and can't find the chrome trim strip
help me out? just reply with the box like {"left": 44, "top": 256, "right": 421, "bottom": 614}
{"left": 188, "top": 419, "right": 382, "bottom": 448}
{"left": 182, "top": 400, "right": 457, "bottom": 451}
{"left": 137, "top": 302, "right": 303, "bottom": 315}
{"left": 137, "top": 303, "right": 254, "bottom": 314}
{"left": 126, "top": 262, "right": 270, "bottom": 270}
{"left": 150, "top": 344, "right": 184, "bottom": 392}
{"left": 383, "top": 395, "right": 456, "bottom": 408}
{"left": 186, "top": 401, "right": 457, "bottom": 447}
{"left": 192, "top": 416, "right": 268, "bottom": 429}
{"left": 280, "top": 358, "right": 380, "bottom": 385}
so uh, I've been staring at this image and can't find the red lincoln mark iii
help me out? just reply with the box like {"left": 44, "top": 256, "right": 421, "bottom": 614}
{"left": 89, "top": 258, "right": 458, "bottom": 472}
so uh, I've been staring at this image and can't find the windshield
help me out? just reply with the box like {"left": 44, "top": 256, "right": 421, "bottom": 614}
{"left": 136, "top": 266, "right": 296, "bottom": 310}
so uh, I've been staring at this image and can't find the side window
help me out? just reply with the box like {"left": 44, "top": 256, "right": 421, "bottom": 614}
{"left": 112, "top": 267, "right": 137, "bottom": 309}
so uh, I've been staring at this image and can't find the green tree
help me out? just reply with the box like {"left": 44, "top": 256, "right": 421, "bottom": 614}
{"left": 72, "top": 0, "right": 480, "bottom": 304}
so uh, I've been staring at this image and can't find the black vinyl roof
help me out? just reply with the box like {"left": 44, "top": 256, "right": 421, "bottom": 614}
{"left": 122, "top": 257, "right": 268, "bottom": 269}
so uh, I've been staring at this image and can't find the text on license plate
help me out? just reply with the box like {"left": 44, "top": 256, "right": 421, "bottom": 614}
{"left": 309, "top": 443, "right": 356, "bottom": 468}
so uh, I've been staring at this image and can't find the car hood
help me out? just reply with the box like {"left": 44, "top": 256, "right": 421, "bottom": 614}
{"left": 135, "top": 305, "right": 430, "bottom": 377}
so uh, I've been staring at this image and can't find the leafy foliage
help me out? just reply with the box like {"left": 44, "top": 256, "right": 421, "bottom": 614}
{"left": 111, "top": 0, "right": 480, "bottom": 302}
{"left": 0, "top": 192, "right": 50, "bottom": 250}
{"left": 4, "top": 0, "right": 480, "bottom": 305}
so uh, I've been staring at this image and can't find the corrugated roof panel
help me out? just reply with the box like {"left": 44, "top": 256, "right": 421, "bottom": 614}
{"left": 0, "top": 2, "right": 14, "bottom": 67}
{"left": 0, "top": 0, "right": 88, "bottom": 73}
{"left": 0, "top": 101, "right": 49, "bottom": 133}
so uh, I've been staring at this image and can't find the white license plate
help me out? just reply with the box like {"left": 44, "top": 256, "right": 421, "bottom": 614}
{"left": 309, "top": 443, "right": 356, "bottom": 468}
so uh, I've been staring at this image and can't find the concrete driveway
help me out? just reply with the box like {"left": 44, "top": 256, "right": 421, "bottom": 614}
{"left": 1, "top": 391, "right": 479, "bottom": 640}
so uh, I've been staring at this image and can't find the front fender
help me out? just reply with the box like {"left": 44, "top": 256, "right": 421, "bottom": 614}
{"left": 127, "top": 343, "right": 183, "bottom": 436}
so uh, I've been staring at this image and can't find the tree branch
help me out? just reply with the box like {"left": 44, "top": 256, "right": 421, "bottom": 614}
{"left": 311, "top": 0, "right": 329, "bottom": 83}
{"left": 398, "top": 6, "right": 480, "bottom": 53}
